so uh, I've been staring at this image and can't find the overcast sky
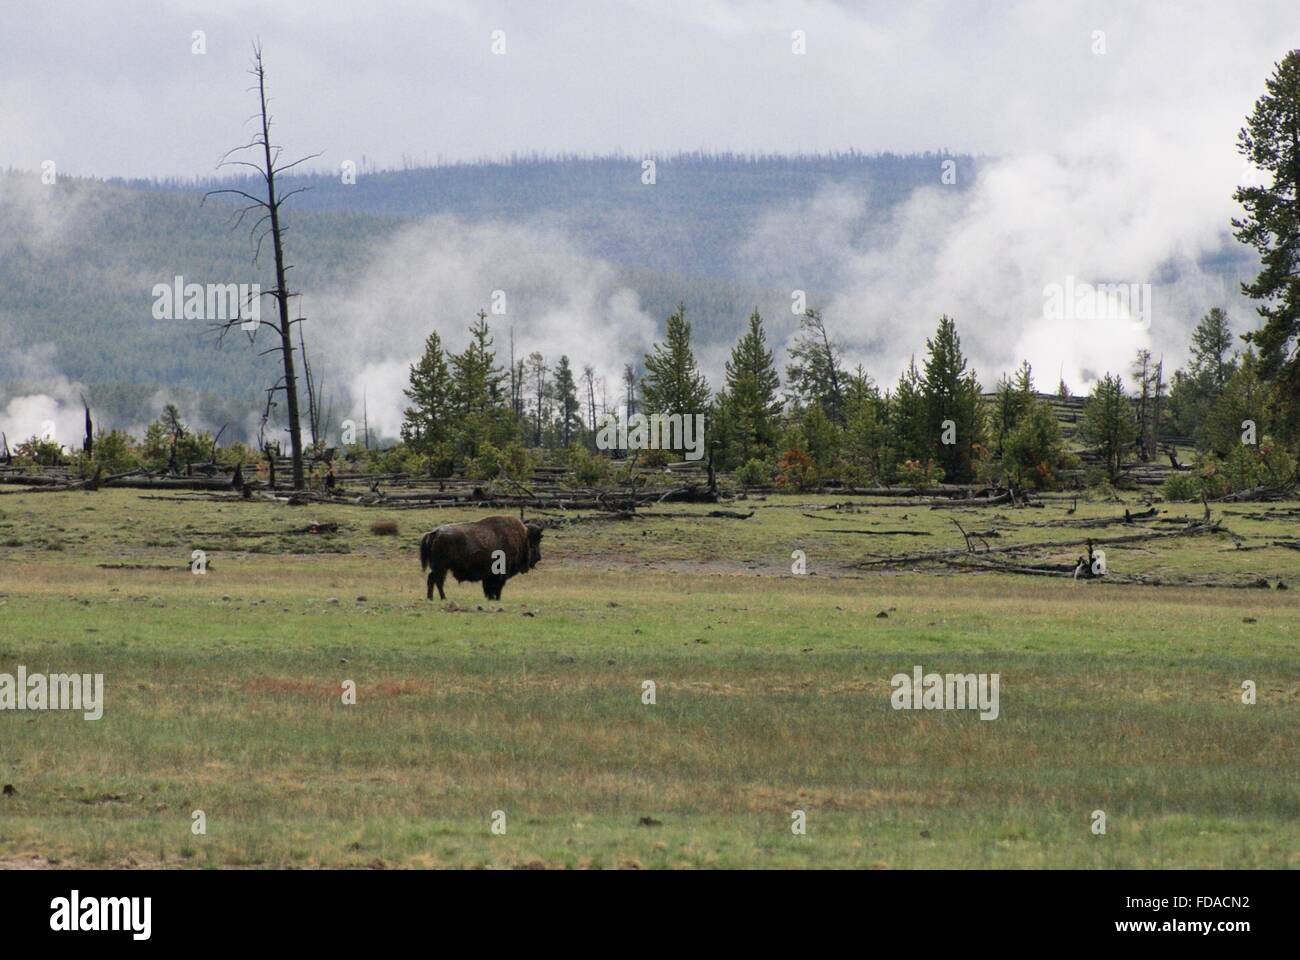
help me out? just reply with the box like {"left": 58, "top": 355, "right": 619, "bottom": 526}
{"left": 3, "top": 0, "right": 1300, "bottom": 441}
{"left": 2, "top": 0, "right": 1295, "bottom": 179}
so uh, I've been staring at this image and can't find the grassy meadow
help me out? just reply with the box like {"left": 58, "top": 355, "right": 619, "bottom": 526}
{"left": 0, "top": 488, "right": 1296, "bottom": 868}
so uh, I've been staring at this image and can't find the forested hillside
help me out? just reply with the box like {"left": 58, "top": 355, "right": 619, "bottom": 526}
{"left": 0, "top": 151, "right": 1255, "bottom": 441}
{"left": 131, "top": 151, "right": 973, "bottom": 280}
{"left": 1, "top": 153, "right": 974, "bottom": 437}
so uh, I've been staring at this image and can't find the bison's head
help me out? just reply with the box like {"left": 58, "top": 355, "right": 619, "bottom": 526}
{"left": 525, "top": 520, "right": 544, "bottom": 569}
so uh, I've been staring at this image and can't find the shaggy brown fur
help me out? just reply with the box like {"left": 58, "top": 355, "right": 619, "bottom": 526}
{"left": 419, "top": 516, "right": 543, "bottom": 601}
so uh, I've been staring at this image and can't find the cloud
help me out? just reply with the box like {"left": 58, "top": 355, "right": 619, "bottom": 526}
{"left": 0, "top": 172, "right": 96, "bottom": 256}
{"left": 740, "top": 152, "right": 1253, "bottom": 392}
{"left": 730, "top": 0, "right": 1291, "bottom": 391}
{"left": 310, "top": 216, "right": 659, "bottom": 439}
{"left": 1, "top": 0, "right": 1296, "bottom": 419}
{"left": 0, "top": 345, "right": 90, "bottom": 451}
{"left": 3, "top": 1, "right": 1295, "bottom": 178}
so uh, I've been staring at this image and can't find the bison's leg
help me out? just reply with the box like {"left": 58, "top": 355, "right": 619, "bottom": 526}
{"left": 482, "top": 576, "right": 498, "bottom": 601}
{"left": 431, "top": 567, "right": 447, "bottom": 600}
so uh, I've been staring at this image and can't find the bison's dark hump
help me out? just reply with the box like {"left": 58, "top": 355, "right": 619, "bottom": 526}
{"left": 423, "top": 516, "right": 530, "bottom": 571}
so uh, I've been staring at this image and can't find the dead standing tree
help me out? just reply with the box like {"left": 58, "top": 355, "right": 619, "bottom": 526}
{"left": 204, "top": 43, "right": 320, "bottom": 490}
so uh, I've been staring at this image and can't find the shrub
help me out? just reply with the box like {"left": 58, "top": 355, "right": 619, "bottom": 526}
{"left": 775, "top": 447, "right": 816, "bottom": 491}
{"left": 369, "top": 443, "right": 426, "bottom": 476}
{"left": 1083, "top": 465, "right": 1110, "bottom": 489}
{"left": 633, "top": 447, "right": 667, "bottom": 469}
{"left": 1161, "top": 472, "right": 1201, "bottom": 502}
{"left": 14, "top": 436, "right": 65, "bottom": 467}
{"left": 736, "top": 458, "right": 769, "bottom": 490}
{"left": 466, "top": 443, "right": 504, "bottom": 481}
{"left": 566, "top": 446, "right": 610, "bottom": 486}
{"left": 216, "top": 441, "right": 258, "bottom": 469}
{"left": 1001, "top": 401, "right": 1069, "bottom": 489}
{"left": 78, "top": 429, "right": 140, "bottom": 476}
{"left": 500, "top": 441, "right": 536, "bottom": 482}
{"left": 370, "top": 519, "right": 400, "bottom": 536}
{"left": 898, "top": 458, "right": 944, "bottom": 490}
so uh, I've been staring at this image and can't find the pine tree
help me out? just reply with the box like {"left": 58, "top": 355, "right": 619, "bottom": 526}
{"left": 890, "top": 359, "right": 927, "bottom": 465}
{"left": 641, "top": 303, "right": 710, "bottom": 417}
{"left": 1002, "top": 399, "right": 1068, "bottom": 490}
{"left": 1081, "top": 372, "right": 1138, "bottom": 481}
{"left": 843, "top": 368, "right": 894, "bottom": 483}
{"left": 1189, "top": 308, "right": 1235, "bottom": 391}
{"left": 719, "top": 308, "right": 783, "bottom": 464}
{"left": 785, "top": 308, "right": 846, "bottom": 424}
{"left": 449, "top": 311, "right": 508, "bottom": 459}
{"left": 992, "top": 360, "right": 1035, "bottom": 457}
{"left": 920, "top": 315, "right": 984, "bottom": 483}
{"left": 1171, "top": 309, "right": 1239, "bottom": 448}
{"left": 451, "top": 312, "right": 505, "bottom": 414}
{"left": 527, "top": 352, "right": 548, "bottom": 447}
{"left": 1131, "top": 349, "right": 1154, "bottom": 461}
{"left": 401, "top": 329, "right": 453, "bottom": 453}
{"left": 552, "top": 355, "right": 582, "bottom": 447}
{"left": 1202, "top": 348, "right": 1267, "bottom": 456}
{"left": 1233, "top": 51, "right": 1300, "bottom": 424}
{"left": 622, "top": 364, "right": 638, "bottom": 419}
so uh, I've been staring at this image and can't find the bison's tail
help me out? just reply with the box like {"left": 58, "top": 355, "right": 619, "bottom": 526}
{"left": 419, "top": 530, "right": 437, "bottom": 571}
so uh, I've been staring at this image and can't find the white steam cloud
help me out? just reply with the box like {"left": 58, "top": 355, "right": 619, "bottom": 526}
{"left": 0, "top": 345, "right": 90, "bottom": 452}
{"left": 312, "top": 217, "right": 659, "bottom": 440}
{"left": 741, "top": 144, "right": 1257, "bottom": 395}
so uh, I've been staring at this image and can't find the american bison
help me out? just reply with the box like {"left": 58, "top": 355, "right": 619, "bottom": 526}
{"left": 419, "top": 515, "right": 544, "bottom": 601}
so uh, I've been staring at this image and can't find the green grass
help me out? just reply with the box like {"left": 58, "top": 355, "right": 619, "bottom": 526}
{"left": 0, "top": 490, "right": 1296, "bottom": 868}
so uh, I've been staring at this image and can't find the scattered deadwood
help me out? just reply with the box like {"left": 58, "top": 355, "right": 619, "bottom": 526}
{"left": 183, "top": 521, "right": 343, "bottom": 537}
{"left": 539, "top": 508, "right": 755, "bottom": 526}
{"left": 1226, "top": 507, "right": 1300, "bottom": 520}
{"left": 928, "top": 492, "right": 1013, "bottom": 509}
{"left": 857, "top": 519, "right": 1228, "bottom": 568}
{"left": 1030, "top": 506, "right": 1160, "bottom": 528}
{"left": 938, "top": 557, "right": 1077, "bottom": 577}
{"left": 941, "top": 555, "right": 1286, "bottom": 588}
{"left": 1216, "top": 484, "right": 1296, "bottom": 503}
{"left": 815, "top": 528, "right": 932, "bottom": 536}
{"left": 103, "top": 475, "right": 235, "bottom": 491}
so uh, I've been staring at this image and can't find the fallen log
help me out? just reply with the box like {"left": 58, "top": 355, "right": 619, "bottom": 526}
{"left": 1031, "top": 506, "right": 1160, "bottom": 528}
{"left": 857, "top": 520, "right": 1228, "bottom": 568}
{"left": 542, "top": 508, "right": 755, "bottom": 525}
{"left": 941, "top": 556, "right": 1287, "bottom": 587}
{"left": 1217, "top": 484, "right": 1295, "bottom": 502}
{"left": 0, "top": 473, "right": 80, "bottom": 487}
{"left": 103, "top": 475, "right": 236, "bottom": 491}
{"left": 816, "top": 528, "right": 932, "bottom": 536}
{"left": 927, "top": 492, "right": 1013, "bottom": 508}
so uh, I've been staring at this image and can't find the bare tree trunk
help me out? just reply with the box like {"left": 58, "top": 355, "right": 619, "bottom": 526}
{"left": 258, "top": 63, "right": 307, "bottom": 489}
{"left": 81, "top": 395, "right": 93, "bottom": 457}
{"left": 363, "top": 388, "right": 371, "bottom": 450}
{"left": 299, "top": 322, "right": 320, "bottom": 450}
{"left": 205, "top": 45, "right": 320, "bottom": 490}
